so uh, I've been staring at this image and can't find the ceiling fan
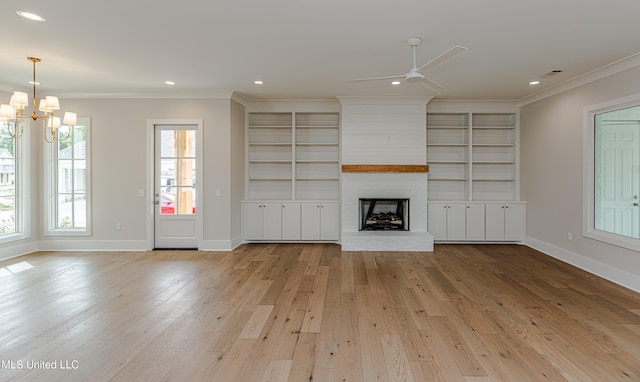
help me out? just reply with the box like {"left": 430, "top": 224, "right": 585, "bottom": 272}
{"left": 347, "top": 37, "right": 467, "bottom": 93}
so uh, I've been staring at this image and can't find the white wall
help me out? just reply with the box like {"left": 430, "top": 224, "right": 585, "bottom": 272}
{"left": 28, "top": 97, "right": 241, "bottom": 251}
{"left": 520, "top": 65, "right": 640, "bottom": 292}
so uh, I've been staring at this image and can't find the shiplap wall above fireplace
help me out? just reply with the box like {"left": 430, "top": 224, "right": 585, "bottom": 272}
{"left": 337, "top": 97, "right": 434, "bottom": 251}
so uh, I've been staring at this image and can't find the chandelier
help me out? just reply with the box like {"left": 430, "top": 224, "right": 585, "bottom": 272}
{"left": 0, "top": 56, "right": 77, "bottom": 142}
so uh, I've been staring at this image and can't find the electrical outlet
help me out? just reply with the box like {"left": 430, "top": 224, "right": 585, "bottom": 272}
{"left": 567, "top": 232, "right": 572, "bottom": 241}
{"left": 115, "top": 223, "right": 121, "bottom": 231}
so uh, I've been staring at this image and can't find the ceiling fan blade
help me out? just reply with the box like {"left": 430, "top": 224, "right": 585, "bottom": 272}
{"left": 420, "top": 77, "right": 447, "bottom": 94}
{"left": 347, "top": 74, "right": 405, "bottom": 82}
{"left": 417, "top": 45, "right": 467, "bottom": 73}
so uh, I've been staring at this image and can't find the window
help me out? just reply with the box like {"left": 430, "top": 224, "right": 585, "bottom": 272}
{"left": 585, "top": 96, "right": 640, "bottom": 251}
{"left": 46, "top": 117, "right": 91, "bottom": 234}
{"left": 0, "top": 123, "right": 18, "bottom": 237}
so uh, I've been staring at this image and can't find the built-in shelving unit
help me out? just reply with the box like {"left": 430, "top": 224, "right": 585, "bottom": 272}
{"left": 295, "top": 112, "right": 340, "bottom": 200}
{"left": 426, "top": 109, "right": 524, "bottom": 243}
{"left": 248, "top": 113, "right": 293, "bottom": 200}
{"left": 426, "top": 112, "right": 517, "bottom": 201}
{"left": 244, "top": 111, "right": 340, "bottom": 242}
{"left": 426, "top": 113, "right": 470, "bottom": 201}
{"left": 471, "top": 113, "right": 516, "bottom": 201}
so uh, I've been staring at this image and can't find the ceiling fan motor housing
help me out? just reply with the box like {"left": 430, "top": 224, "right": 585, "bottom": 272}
{"left": 405, "top": 71, "right": 425, "bottom": 82}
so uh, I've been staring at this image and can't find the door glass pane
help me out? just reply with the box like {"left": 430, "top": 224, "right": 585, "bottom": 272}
{"left": 161, "top": 130, "right": 176, "bottom": 157}
{"left": 161, "top": 159, "right": 177, "bottom": 192}
{"left": 176, "top": 186, "right": 195, "bottom": 215}
{"left": 177, "top": 159, "right": 196, "bottom": 186}
{"left": 594, "top": 106, "right": 640, "bottom": 239}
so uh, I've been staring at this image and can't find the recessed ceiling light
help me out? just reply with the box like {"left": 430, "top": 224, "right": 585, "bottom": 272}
{"left": 16, "top": 11, "right": 46, "bottom": 22}
{"left": 254, "top": 80, "right": 263, "bottom": 85}
{"left": 391, "top": 81, "right": 401, "bottom": 85}
{"left": 165, "top": 81, "right": 175, "bottom": 85}
{"left": 28, "top": 81, "right": 40, "bottom": 85}
{"left": 529, "top": 81, "right": 540, "bottom": 85}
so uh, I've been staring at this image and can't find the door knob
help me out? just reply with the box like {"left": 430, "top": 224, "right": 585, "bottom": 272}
{"left": 154, "top": 200, "right": 160, "bottom": 205}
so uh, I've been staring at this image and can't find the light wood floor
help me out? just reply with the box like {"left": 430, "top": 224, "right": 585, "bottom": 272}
{"left": 1, "top": 244, "right": 639, "bottom": 381}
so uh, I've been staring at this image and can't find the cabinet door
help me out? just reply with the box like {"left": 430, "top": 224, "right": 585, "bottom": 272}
{"left": 466, "top": 204, "right": 486, "bottom": 241}
{"left": 447, "top": 204, "right": 467, "bottom": 241}
{"left": 281, "top": 202, "right": 301, "bottom": 240}
{"left": 319, "top": 202, "right": 340, "bottom": 240}
{"left": 485, "top": 204, "right": 506, "bottom": 240}
{"left": 428, "top": 203, "right": 448, "bottom": 240}
{"left": 243, "top": 203, "right": 264, "bottom": 240}
{"left": 262, "top": 202, "right": 283, "bottom": 240}
{"left": 504, "top": 203, "right": 525, "bottom": 241}
{"left": 301, "top": 203, "right": 321, "bottom": 240}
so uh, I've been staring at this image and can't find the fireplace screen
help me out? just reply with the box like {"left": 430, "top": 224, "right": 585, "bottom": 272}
{"left": 359, "top": 198, "right": 409, "bottom": 231}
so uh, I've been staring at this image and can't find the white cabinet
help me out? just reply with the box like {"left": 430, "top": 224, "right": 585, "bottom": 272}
{"left": 485, "top": 203, "right": 525, "bottom": 241}
{"left": 243, "top": 202, "right": 301, "bottom": 241}
{"left": 428, "top": 203, "right": 466, "bottom": 241}
{"left": 243, "top": 201, "right": 339, "bottom": 242}
{"left": 465, "top": 203, "right": 486, "bottom": 241}
{"left": 428, "top": 202, "right": 524, "bottom": 242}
{"left": 301, "top": 202, "right": 340, "bottom": 240}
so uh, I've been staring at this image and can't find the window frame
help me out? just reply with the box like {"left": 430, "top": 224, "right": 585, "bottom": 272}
{"left": 45, "top": 117, "right": 92, "bottom": 236}
{"left": 0, "top": 120, "right": 29, "bottom": 243}
{"left": 584, "top": 93, "right": 640, "bottom": 252}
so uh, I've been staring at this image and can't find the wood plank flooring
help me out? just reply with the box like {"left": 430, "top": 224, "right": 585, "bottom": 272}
{"left": 0, "top": 244, "right": 639, "bottom": 381}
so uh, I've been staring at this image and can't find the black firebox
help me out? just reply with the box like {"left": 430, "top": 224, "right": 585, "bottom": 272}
{"left": 359, "top": 198, "right": 409, "bottom": 231}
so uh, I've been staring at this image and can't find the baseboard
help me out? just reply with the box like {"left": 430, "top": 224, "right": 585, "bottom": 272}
{"left": 199, "top": 237, "right": 242, "bottom": 251}
{"left": 526, "top": 236, "right": 640, "bottom": 293}
{"left": 0, "top": 241, "right": 39, "bottom": 262}
{"left": 37, "top": 240, "right": 149, "bottom": 251}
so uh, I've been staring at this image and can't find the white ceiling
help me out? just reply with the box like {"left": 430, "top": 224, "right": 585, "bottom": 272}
{"left": 1, "top": 0, "right": 640, "bottom": 101}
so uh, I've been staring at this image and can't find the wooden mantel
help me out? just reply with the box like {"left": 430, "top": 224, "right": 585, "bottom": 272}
{"left": 341, "top": 164, "right": 429, "bottom": 173}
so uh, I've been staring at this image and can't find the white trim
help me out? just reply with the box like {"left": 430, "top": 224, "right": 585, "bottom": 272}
{"left": 518, "top": 51, "right": 640, "bottom": 107}
{"left": 43, "top": 117, "right": 92, "bottom": 236}
{"left": 0, "top": 240, "right": 38, "bottom": 262}
{"left": 526, "top": 236, "right": 640, "bottom": 293}
{"left": 427, "top": 100, "right": 518, "bottom": 113}
{"left": 146, "top": 119, "right": 204, "bottom": 250}
{"left": 337, "top": 96, "right": 433, "bottom": 106}
{"left": 583, "top": 93, "right": 640, "bottom": 252}
{"left": 0, "top": 118, "right": 30, "bottom": 244}
{"left": 199, "top": 236, "right": 243, "bottom": 251}
{"left": 37, "top": 239, "right": 148, "bottom": 251}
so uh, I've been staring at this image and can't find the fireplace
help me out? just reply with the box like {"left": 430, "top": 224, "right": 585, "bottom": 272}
{"left": 359, "top": 198, "right": 409, "bottom": 231}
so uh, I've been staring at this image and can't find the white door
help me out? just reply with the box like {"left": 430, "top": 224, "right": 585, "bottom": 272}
{"left": 595, "top": 121, "right": 640, "bottom": 239}
{"left": 154, "top": 125, "right": 198, "bottom": 248}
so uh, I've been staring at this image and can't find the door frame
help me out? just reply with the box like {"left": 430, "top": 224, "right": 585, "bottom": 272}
{"left": 146, "top": 119, "right": 204, "bottom": 249}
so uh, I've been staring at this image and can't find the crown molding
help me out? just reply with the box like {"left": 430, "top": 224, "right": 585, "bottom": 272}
{"left": 336, "top": 96, "right": 433, "bottom": 106}
{"left": 517, "top": 51, "right": 640, "bottom": 107}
